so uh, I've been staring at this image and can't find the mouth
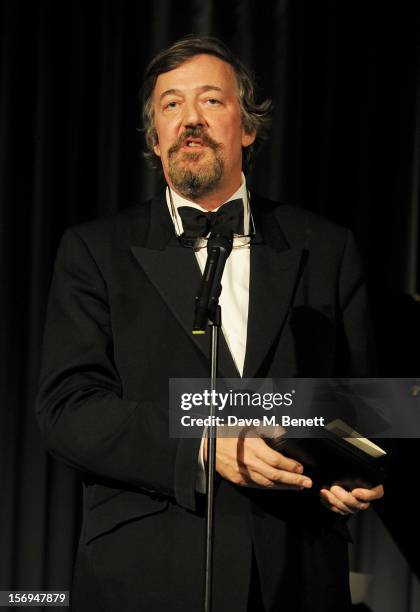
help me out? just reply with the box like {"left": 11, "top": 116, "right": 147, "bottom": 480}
{"left": 179, "top": 138, "right": 208, "bottom": 151}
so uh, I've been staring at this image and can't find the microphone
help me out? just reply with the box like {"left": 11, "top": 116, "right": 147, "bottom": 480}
{"left": 192, "top": 225, "right": 233, "bottom": 334}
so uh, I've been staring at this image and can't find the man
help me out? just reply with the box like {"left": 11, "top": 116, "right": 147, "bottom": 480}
{"left": 36, "top": 36, "right": 383, "bottom": 611}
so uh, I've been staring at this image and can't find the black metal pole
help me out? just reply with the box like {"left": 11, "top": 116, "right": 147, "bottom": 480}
{"left": 204, "top": 305, "right": 221, "bottom": 612}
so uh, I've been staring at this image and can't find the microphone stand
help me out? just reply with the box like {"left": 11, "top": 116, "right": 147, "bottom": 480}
{"left": 204, "top": 304, "right": 221, "bottom": 612}
{"left": 191, "top": 225, "right": 232, "bottom": 612}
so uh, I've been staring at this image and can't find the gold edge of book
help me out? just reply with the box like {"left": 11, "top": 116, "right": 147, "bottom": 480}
{"left": 326, "top": 419, "right": 386, "bottom": 458}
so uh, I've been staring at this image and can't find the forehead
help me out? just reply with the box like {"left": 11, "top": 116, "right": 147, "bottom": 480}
{"left": 153, "top": 54, "right": 238, "bottom": 100}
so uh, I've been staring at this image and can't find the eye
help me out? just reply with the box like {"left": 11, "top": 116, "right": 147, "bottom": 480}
{"left": 164, "top": 101, "right": 179, "bottom": 111}
{"left": 205, "top": 98, "right": 221, "bottom": 106}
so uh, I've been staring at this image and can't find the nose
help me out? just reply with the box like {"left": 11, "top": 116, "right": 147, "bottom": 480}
{"left": 182, "top": 99, "right": 206, "bottom": 129}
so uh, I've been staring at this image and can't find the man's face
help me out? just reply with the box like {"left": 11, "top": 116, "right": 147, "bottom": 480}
{"left": 152, "top": 54, "right": 255, "bottom": 203}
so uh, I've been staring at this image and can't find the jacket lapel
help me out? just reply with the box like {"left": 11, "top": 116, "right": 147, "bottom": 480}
{"left": 243, "top": 195, "right": 305, "bottom": 378}
{"left": 130, "top": 192, "right": 238, "bottom": 378}
{"left": 129, "top": 191, "right": 305, "bottom": 379}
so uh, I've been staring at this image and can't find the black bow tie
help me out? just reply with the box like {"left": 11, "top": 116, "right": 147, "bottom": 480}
{"left": 177, "top": 198, "right": 244, "bottom": 239}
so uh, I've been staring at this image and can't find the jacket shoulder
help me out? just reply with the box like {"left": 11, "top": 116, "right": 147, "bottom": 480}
{"left": 64, "top": 201, "right": 152, "bottom": 245}
{"left": 252, "top": 193, "right": 350, "bottom": 248}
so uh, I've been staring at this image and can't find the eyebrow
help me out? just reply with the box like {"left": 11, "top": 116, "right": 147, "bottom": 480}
{"left": 159, "top": 85, "right": 223, "bottom": 103}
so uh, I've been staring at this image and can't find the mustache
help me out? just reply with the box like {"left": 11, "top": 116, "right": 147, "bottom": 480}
{"left": 168, "top": 128, "right": 221, "bottom": 156}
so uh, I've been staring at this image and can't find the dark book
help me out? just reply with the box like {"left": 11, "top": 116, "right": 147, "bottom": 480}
{"left": 264, "top": 419, "right": 387, "bottom": 491}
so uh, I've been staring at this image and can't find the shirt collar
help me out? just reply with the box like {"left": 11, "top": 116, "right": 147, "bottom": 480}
{"left": 166, "top": 172, "right": 250, "bottom": 236}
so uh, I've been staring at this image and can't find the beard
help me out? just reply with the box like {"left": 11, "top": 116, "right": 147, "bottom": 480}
{"left": 167, "top": 130, "right": 224, "bottom": 200}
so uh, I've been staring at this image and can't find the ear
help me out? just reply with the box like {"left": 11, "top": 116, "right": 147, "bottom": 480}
{"left": 241, "top": 129, "right": 256, "bottom": 148}
{"left": 153, "top": 142, "right": 161, "bottom": 157}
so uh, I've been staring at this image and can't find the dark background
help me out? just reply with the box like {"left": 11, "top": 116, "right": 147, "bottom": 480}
{"left": 0, "top": 1, "right": 419, "bottom": 610}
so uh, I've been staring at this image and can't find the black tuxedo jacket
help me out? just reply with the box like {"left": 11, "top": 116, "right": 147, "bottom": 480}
{"left": 36, "top": 192, "right": 372, "bottom": 612}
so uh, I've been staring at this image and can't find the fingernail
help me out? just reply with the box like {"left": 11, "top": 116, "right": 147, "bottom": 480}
{"left": 295, "top": 464, "right": 303, "bottom": 473}
{"left": 302, "top": 478, "right": 312, "bottom": 488}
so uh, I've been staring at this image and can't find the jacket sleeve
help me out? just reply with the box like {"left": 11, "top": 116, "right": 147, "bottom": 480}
{"left": 35, "top": 227, "right": 201, "bottom": 511}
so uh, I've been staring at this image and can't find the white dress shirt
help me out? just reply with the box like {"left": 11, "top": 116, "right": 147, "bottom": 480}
{"left": 166, "top": 174, "right": 251, "bottom": 492}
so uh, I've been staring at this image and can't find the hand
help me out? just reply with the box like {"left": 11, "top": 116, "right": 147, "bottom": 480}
{"left": 320, "top": 484, "right": 384, "bottom": 515}
{"left": 204, "top": 430, "right": 313, "bottom": 490}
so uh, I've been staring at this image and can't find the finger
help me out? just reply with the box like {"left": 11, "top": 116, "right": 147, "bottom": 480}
{"left": 238, "top": 467, "right": 305, "bottom": 490}
{"left": 320, "top": 495, "right": 347, "bottom": 515}
{"left": 240, "top": 474, "right": 304, "bottom": 491}
{"left": 271, "top": 484, "right": 306, "bottom": 491}
{"left": 238, "top": 468, "right": 277, "bottom": 488}
{"left": 320, "top": 489, "right": 355, "bottom": 514}
{"left": 320, "top": 489, "right": 353, "bottom": 514}
{"left": 238, "top": 464, "right": 302, "bottom": 489}
{"left": 351, "top": 485, "right": 384, "bottom": 502}
{"left": 330, "top": 486, "right": 369, "bottom": 510}
{"left": 240, "top": 455, "right": 312, "bottom": 488}
{"left": 252, "top": 438, "right": 305, "bottom": 474}
{"left": 330, "top": 485, "right": 368, "bottom": 511}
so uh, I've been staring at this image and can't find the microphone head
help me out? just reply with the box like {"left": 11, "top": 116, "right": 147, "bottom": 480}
{"left": 207, "top": 224, "right": 234, "bottom": 256}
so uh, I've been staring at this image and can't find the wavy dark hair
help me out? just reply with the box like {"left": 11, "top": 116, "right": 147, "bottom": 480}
{"left": 140, "top": 35, "right": 273, "bottom": 171}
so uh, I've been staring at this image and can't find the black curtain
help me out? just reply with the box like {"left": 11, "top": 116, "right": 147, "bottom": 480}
{"left": 1, "top": 1, "right": 419, "bottom": 609}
